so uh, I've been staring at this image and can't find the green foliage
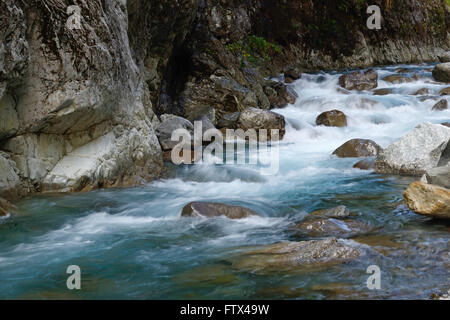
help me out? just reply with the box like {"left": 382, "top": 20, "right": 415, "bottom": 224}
{"left": 226, "top": 35, "right": 281, "bottom": 67}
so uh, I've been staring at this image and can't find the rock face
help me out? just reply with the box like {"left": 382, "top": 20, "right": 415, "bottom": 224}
{"left": 404, "top": 182, "right": 450, "bottom": 219}
{"left": 237, "top": 108, "right": 286, "bottom": 139}
{"left": 231, "top": 238, "right": 360, "bottom": 274}
{"left": 425, "top": 166, "right": 450, "bottom": 189}
{"left": 316, "top": 110, "right": 348, "bottom": 127}
{"left": 338, "top": 70, "right": 378, "bottom": 91}
{"left": 433, "top": 63, "right": 450, "bottom": 82}
{"left": 432, "top": 99, "right": 448, "bottom": 111}
{"left": 181, "top": 202, "right": 258, "bottom": 219}
{"left": 375, "top": 123, "right": 450, "bottom": 176}
{"left": 333, "top": 139, "right": 382, "bottom": 158}
{"left": 0, "top": 0, "right": 164, "bottom": 196}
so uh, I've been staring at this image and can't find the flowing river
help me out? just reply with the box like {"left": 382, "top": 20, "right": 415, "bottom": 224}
{"left": 1, "top": 64, "right": 449, "bottom": 300}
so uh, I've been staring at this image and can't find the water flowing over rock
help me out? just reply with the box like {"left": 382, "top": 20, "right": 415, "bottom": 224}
{"left": 432, "top": 99, "right": 448, "bottom": 111}
{"left": 338, "top": 70, "right": 378, "bottom": 91}
{"left": 181, "top": 202, "right": 258, "bottom": 219}
{"left": 433, "top": 63, "right": 450, "bottom": 82}
{"left": 237, "top": 108, "right": 286, "bottom": 139}
{"left": 382, "top": 75, "right": 413, "bottom": 84}
{"left": 316, "top": 110, "right": 348, "bottom": 127}
{"left": 231, "top": 238, "right": 360, "bottom": 274}
{"left": 404, "top": 182, "right": 450, "bottom": 219}
{"left": 333, "top": 139, "right": 382, "bottom": 158}
{"left": 375, "top": 123, "right": 450, "bottom": 176}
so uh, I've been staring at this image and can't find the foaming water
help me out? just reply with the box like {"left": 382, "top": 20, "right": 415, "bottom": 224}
{"left": 1, "top": 64, "right": 449, "bottom": 300}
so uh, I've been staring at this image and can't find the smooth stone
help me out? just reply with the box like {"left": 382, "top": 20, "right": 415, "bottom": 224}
{"left": 373, "top": 88, "right": 394, "bottom": 96}
{"left": 156, "top": 114, "right": 194, "bottom": 151}
{"left": 432, "top": 63, "right": 450, "bottom": 83}
{"left": 316, "top": 110, "right": 347, "bottom": 127}
{"left": 432, "top": 99, "right": 448, "bottom": 111}
{"left": 413, "top": 88, "right": 431, "bottom": 95}
{"left": 293, "top": 218, "right": 371, "bottom": 238}
{"left": 439, "top": 87, "right": 450, "bottom": 95}
{"left": 237, "top": 107, "right": 286, "bottom": 140}
{"left": 404, "top": 182, "right": 450, "bottom": 219}
{"left": 181, "top": 202, "right": 259, "bottom": 219}
{"left": 383, "top": 75, "right": 413, "bottom": 84}
{"left": 333, "top": 139, "right": 382, "bottom": 158}
{"left": 425, "top": 165, "right": 450, "bottom": 189}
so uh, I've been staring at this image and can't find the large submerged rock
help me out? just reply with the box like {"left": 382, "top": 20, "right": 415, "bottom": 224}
{"left": 231, "top": 238, "right": 360, "bottom": 274}
{"left": 404, "top": 182, "right": 450, "bottom": 219}
{"left": 181, "top": 202, "right": 258, "bottom": 219}
{"left": 375, "top": 123, "right": 450, "bottom": 176}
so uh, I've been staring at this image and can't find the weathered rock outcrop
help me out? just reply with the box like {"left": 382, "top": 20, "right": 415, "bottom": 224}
{"left": 375, "top": 123, "right": 450, "bottom": 176}
{"left": 333, "top": 139, "right": 382, "bottom": 158}
{"left": 404, "top": 182, "right": 450, "bottom": 219}
{"left": 181, "top": 202, "right": 259, "bottom": 219}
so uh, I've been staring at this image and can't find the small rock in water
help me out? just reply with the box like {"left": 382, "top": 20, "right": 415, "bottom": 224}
{"left": 316, "top": 110, "right": 347, "bottom": 127}
{"left": 413, "top": 88, "right": 431, "bottom": 95}
{"left": 432, "top": 99, "right": 448, "bottom": 111}
{"left": 403, "top": 182, "right": 450, "bottom": 219}
{"left": 383, "top": 75, "right": 413, "bottom": 84}
{"left": 373, "top": 88, "right": 394, "bottom": 96}
{"left": 293, "top": 218, "right": 371, "bottom": 238}
{"left": 353, "top": 159, "right": 375, "bottom": 170}
{"left": 310, "top": 205, "right": 350, "bottom": 218}
{"left": 432, "top": 63, "right": 450, "bottom": 83}
{"left": 333, "top": 139, "right": 382, "bottom": 158}
{"left": 338, "top": 69, "right": 378, "bottom": 91}
{"left": 181, "top": 202, "right": 259, "bottom": 219}
{"left": 230, "top": 238, "right": 360, "bottom": 274}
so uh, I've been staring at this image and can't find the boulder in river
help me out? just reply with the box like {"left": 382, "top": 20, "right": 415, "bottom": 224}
{"left": 333, "top": 139, "right": 382, "bottom": 158}
{"left": 293, "top": 218, "right": 371, "bottom": 238}
{"left": 156, "top": 115, "right": 194, "bottom": 151}
{"left": 425, "top": 165, "right": 450, "bottom": 189}
{"left": 237, "top": 107, "right": 286, "bottom": 139}
{"left": 432, "top": 99, "right": 448, "bottom": 111}
{"left": 432, "top": 63, "right": 450, "bottom": 83}
{"left": 338, "top": 69, "right": 378, "bottom": 91}
{"left": 264, "top": 81, "right": 298, "bottom": 109}
{"left": 231, "top": 238, "right": 360, "bottom": 274}
{"left": 375, "top": 122, "right": 450, "bottom": 176}
{"left": 310, "top": 205, "right": 350, "bottom": 218}
{"left": 404, "top": 182, "right": 450, "bottom": 219}
{"left": 353, "top": 159, "right": 376, "bottom": 170}
{"left": 181, "top": 202, "right": 258, "bottom": 219}
{"left": 284, "top": 67, "right": 302, "bottom": 82}
{"left": 316, "top": 110, "right": 347, "bottom": 127}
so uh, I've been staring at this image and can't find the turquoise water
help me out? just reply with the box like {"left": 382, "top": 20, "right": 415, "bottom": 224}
{"left": 1, "top": 65, "right": 449, "bottom": 299}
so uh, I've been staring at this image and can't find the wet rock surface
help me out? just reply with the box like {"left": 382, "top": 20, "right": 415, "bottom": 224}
{"left": 316, "top": 110, "right": 348, "bottom": 127}
{"left": 404, "top": 182, "right": 450, "bottom": 219}
{"left": 333, "top": 139, "right": 382, "bottom": 158}
{"left": 181, "top": 202, "right": 259, "bottom": 219}
{"left": 339, "top": 70, "right": 378, "bottom": 91}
